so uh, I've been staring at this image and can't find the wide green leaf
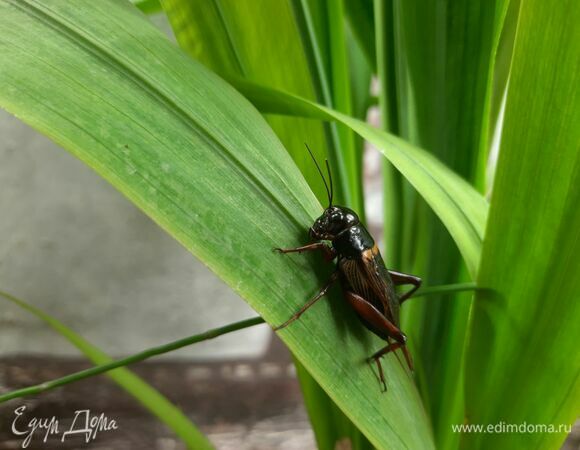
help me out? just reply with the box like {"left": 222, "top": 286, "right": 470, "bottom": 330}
{"left": 0, "top": 290, "right": 213, "bottom": 450}
{"left": 464, "top": 0, "right": 580, "bottom": 448}
{"left": 231, "top": 79, "right": 488, "bottom": 278}
{"left": 0, "top": 1, "right": 432, "bottom": 448}
{"left": 159, "top": 1, "right": 370, "bottom": 446}
{"left": 160, "top": 0, "right": 346, "bottom": 208}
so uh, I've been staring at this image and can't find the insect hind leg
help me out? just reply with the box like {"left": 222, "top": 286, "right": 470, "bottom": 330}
{"left": 388, "top": 270, "right": 422, "bottom": 303}
{"left": 368, "top": 339, "right": 401, "bottom": 392}
{"left": 368, "top": 339, "right": 414, "bottom": 391}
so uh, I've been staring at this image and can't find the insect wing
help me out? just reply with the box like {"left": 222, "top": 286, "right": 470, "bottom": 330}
{"left": 359, "top": 249, "right": 400, "bottom": 326}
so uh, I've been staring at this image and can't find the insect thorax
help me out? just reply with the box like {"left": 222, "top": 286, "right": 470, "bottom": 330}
{"left": 333, "top": 225, "right": 375, "bottom": 259}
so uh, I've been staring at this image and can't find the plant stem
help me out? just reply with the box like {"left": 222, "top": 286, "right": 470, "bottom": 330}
{"left": 413, "top": 282, "right": 479, "bottom": 298}
{"left": 0, "top": 282, "right": 477, "bottom": 403}
{"left": 0, "top": 312, "right": 264, "bottom": 403}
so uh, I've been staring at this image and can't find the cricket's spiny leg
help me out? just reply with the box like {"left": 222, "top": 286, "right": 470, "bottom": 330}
{"left": 274, "top": 242, "right": 337, "bottom": 261}
{"left": 274, "top": 271, "right": 339, "bottom": 331}
{"left": 371, "top": 341, "right": 414, "bottom": 373}
{"left": 388, "top": 270, "right": 422, "bottom": 303}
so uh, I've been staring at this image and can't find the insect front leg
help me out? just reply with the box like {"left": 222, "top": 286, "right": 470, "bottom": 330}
{"left": 274, "top": 270, "right": 339, "bottom": 331}
{"left": 388, "top": 270, "right": 422, "bottom": 303}
{"left": 274, "top": 242, "right": 337, "bottom": 261}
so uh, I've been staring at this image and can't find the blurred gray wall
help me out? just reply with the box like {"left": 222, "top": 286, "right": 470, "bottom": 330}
{"left": 0, "top": 108, "right": 270, "bottom": 360}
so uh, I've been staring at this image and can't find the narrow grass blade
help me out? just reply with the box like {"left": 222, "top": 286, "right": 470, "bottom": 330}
{"left": 374, "top": 0, "right": 405, "bottom": 277}
{"left": 231, "top": 79, "right": 488, "bottom": 278}
{"left": 0, "top": 290, "right": 213, "bottom": 450}
{"left": 346, "top": 24, "right": 372, "bottom": 223}
{"left": 464, "top": 1, "right": 580, "bottom": 448}
{"left": 346, "top": 24, "right": 372, "bottom": 123}
{"left": 294, "top": 0, "right": 353, "bottom": 207}
{"left": 326, "top": 0, "right": 363, "bottom": 215}
{"left": 343, "top": 0, "right": 376, "bottom": 72}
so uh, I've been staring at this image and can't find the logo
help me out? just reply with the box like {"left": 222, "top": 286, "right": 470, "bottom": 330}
{"left": 11, "top": 405, "right": 118, "bottom": 448}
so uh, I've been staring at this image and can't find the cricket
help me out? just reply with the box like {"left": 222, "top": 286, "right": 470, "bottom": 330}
{"left": 274, "top": 145, "right": 421, "bottom": 391}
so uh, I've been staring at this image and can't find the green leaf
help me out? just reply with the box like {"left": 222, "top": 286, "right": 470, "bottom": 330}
{"left": 346, "top": 23, "right": 372, "bottom": 225}
{"left": 343, "top": 0, "right": 376, "bottom": 72}
{"left": 0, "top": 290, "right": 213, "bottom": 450}
{"left": 158, "top": 2, "right": 370, "bottom": 446}
{"left": 0, "top": 1, "right": 433, "bottom": 448}
{"left": 325, "top": 0, "right": 363, "bottom": 215}
{"left": 464, "top": 1, "right": 580, "bottom": 448}
{"left": 130, "top": 0, "right": 162, "bottom": 14}
{"left": 234, "top": 80, "right": 489, "bottom": 448}
{"left": 373, "top": 0, "right": 404, "bottom": 274}
{"left": 233, "top": 79, "right": 489, "bottom": 449}
{"left": 230, "top": 79, "right": 488, "bottom": 278}
{"left": 159, "top": 0, "right": 340, "bottom": 208}
{"left": 346, "top": 23, "right": 372, "bottom": 122}
{"left": 384, "top": 2, "right": 509, "bottom": 446}
{"left": 296, "top": 0, "right": 358, "bottom": 209}
{"left": 293, "top": 358, "right": 364, "bottom": 450}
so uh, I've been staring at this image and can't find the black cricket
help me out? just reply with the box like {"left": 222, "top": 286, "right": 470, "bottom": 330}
{"left": 274, "top": 145, "right": 421, "bottom": 391}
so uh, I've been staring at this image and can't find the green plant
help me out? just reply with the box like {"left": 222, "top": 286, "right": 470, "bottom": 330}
{"left": 0, "top": 1, "right": 578, "bottom": 449}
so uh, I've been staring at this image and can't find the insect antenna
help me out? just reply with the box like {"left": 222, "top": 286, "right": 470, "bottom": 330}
{"left": 325, "top": 159, "right": 333, "bottom": 207}
{"left": 304, "top": 143, "right": 332, "bottom": 207}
